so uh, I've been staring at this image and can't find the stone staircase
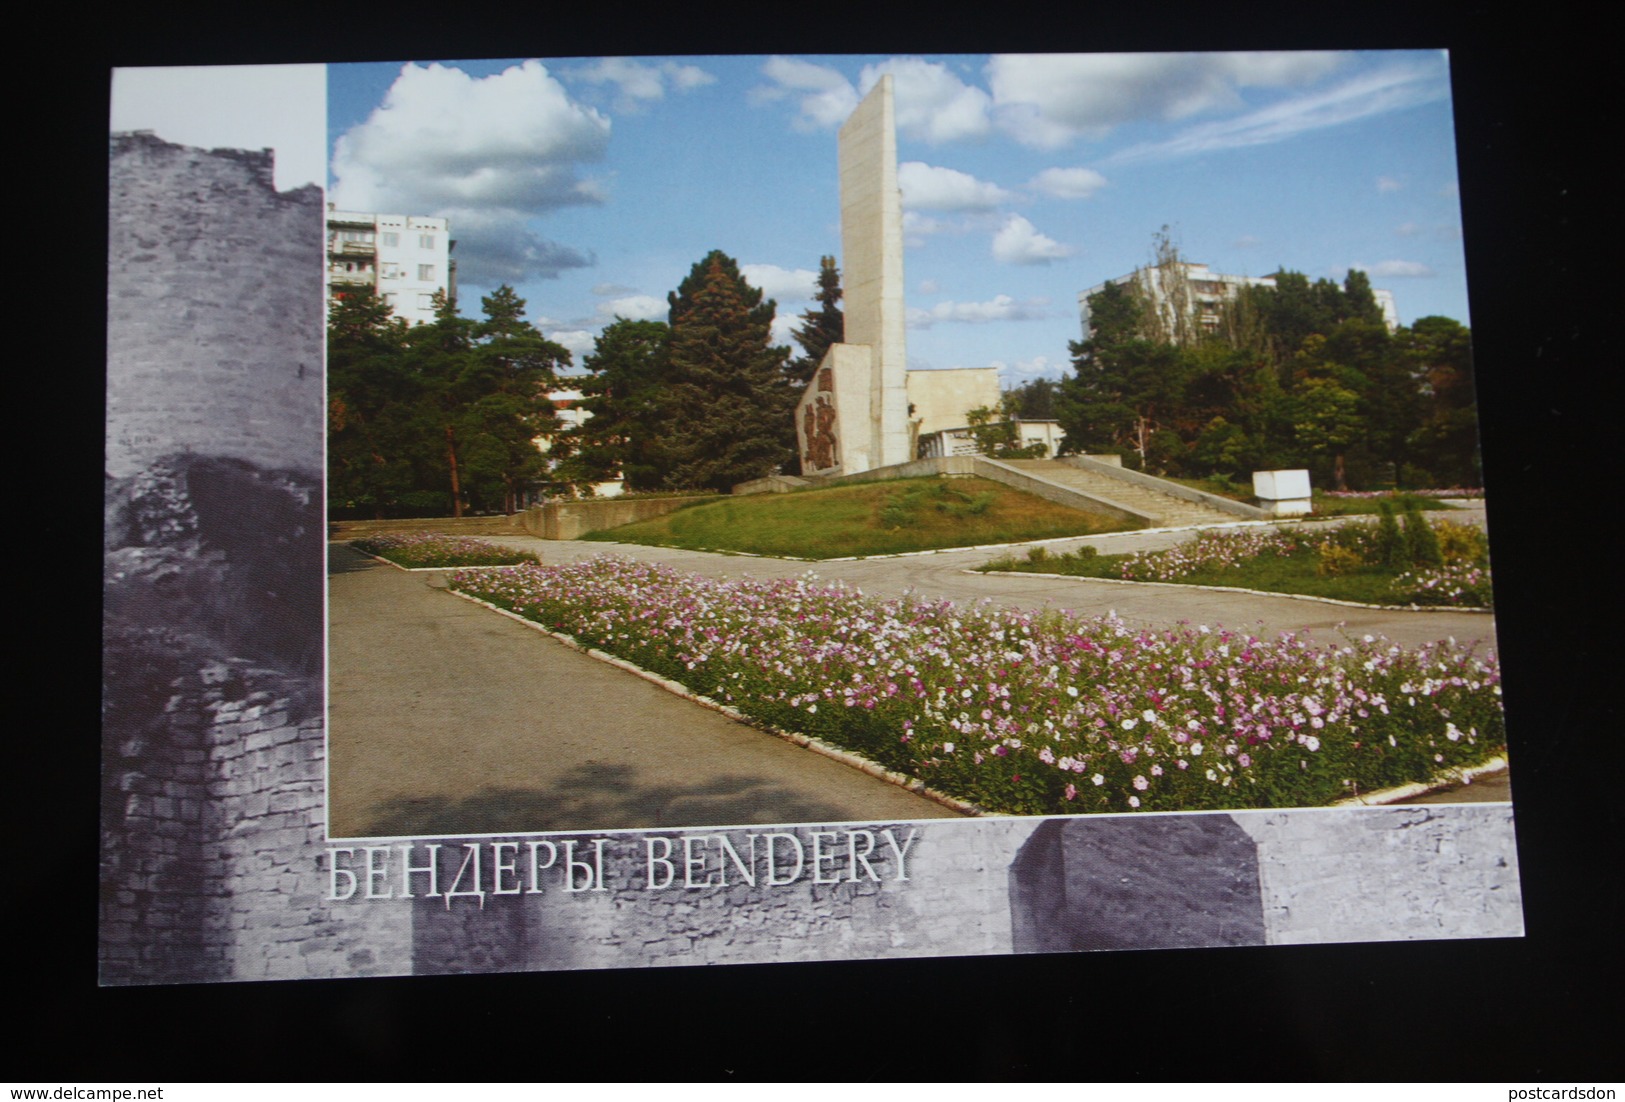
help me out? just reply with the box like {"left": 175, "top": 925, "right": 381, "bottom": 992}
{"left": 997, "top": 458, "right": 1253, "bottom": 529}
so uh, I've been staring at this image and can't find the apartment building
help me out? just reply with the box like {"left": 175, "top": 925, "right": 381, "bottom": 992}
{"left": 326, "top": 205, "right": 454, "bottom": 327}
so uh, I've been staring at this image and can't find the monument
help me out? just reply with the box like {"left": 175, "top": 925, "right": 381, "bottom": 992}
{"left": 796, "top": 76, "right": 913, "bottom": 476}
{"left": 795, "top": 76, "right": 1003, "bottom": 476}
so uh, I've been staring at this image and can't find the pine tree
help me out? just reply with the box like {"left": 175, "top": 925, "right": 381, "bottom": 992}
{"left": 788, "top": 255, "right": 844, "bottom": 387}
{"left": 327, "top": 287, "right": 416, "bottom": 517}
{"left": 569, "top": 317, "right": 673, "bottom": 492}
{"left": 662, "top": 250, "right": 795, "bottom": 491}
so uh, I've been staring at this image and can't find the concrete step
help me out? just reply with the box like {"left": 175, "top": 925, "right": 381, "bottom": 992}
{"left": 1003, "top": 459, "right": 1240, "bottom": 528}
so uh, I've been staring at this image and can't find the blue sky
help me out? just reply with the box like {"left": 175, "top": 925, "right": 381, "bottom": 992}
{"left": 326, "top": 51, "right": 1469, "bottom": 387}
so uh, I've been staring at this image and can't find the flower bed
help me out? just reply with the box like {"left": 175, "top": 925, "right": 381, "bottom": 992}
{"left": 351, "top": 532, "right": 540, "bottom": 569}
{"left": 449, "top": 556, "right": 1505, "bottom": 816}
{"left": 985, "top": 518, "right": 1494, "bottom": 608}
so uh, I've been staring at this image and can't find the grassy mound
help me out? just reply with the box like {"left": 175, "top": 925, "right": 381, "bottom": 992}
{"left": 582, "top": 476, "right": 1139, "bottom": 558}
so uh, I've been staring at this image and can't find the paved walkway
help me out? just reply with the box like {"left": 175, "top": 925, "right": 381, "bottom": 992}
{"left": 473, "top": 505, "right": 1498, "bottom": 653}
{"left": 329, "top": 508, "right": 1504, "bottom": 837}
{"left": 327, "top": 545, "right": 961, "bottom": 838}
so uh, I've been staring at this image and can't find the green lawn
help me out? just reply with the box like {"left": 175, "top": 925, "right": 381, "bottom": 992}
{"left": 582, "top": 476, "right": 1140, "bottom": 558}
{"left": 1307, "top": 492, "right": 1459, "bottom": 516}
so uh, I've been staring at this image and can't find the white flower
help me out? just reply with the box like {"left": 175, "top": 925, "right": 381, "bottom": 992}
{"left": 1091, "top": 773, "right": 1105, "bottom": 786}
{"left": 943, "top": 742, "right": 955, "bottom": 753}
{"left": 1142, "top": 709, "right": 1157, "bottom": 723}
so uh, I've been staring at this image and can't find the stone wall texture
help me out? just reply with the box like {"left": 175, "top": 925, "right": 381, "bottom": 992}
{"left": 106, "top": 132, "right": 323, "bottom": 480}
{"left": 1238, "top": 805, "right": 1524, "bottom": 944}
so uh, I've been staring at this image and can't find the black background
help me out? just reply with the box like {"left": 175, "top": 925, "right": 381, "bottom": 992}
{"left": 37, "top": 0, "right": 1616, "bottom": 1082}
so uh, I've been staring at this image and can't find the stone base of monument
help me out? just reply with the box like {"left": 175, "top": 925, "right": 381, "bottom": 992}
{"left": 1008, "top": 815, "right": 1266, "bottom": 954}
{"left": 1253, "top": 468, "right": 1313, "bottom": 517}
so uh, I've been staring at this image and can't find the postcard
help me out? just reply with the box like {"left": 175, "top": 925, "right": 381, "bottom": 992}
{"left": 102, "top": 53, "right": 1521, "bottom": 986}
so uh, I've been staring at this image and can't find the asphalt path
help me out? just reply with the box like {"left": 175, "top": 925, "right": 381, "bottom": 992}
{"left": 326, "top": 544, "right": 962, "bottom": 838}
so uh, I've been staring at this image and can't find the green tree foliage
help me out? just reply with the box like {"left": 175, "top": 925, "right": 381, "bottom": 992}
{"left": 1004, "top": 378, "right": 1060, "bottom": 420}
{"left": 661, "top": 250, "right": 796, "bottom": 491}
{"left": 1053, "top": 233, "right": 1479, "bottom": 491}
{"left": 326, "top": 286, "right": 568, "bottom": 518}
{"left": 966, "top": 404, "right": 1048, "bottom": 459}
{"left": 789, "top": 256, "right": 844, "bottom": 388}
{"left": 567, "top": 318, "right": 674, "bottom": 492}
{"left": 1402, "top": 316, "right": 1481, "bottom": 486}
{"left": 327, "top": 287, "right": 418, "bottom": 518}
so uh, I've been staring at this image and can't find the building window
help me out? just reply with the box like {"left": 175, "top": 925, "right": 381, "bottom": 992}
{"left": 418, "top": 264, "right": 436, "bottom": 281}
{"left": 419, "top": 233, "right": 436, "bottom": 250}
{"left": 381, "top": 231, "right": 399, "bottom": 247}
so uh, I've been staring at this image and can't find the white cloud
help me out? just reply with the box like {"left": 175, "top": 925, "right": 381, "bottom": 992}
{"left": 567, "top": 57, "right": 717, "bottom": 110}
{"left": 991, "top": 215, "right": 1074, "bottom": 265}
{"left": 1395, "top": 221, "right": 1422, "bottom": 237}
{"left": 906, "top": 294, "right": 1049, "bottom": 328}
{"left": 989, "top": 51, "right": 1347, "bottom": 148}
{"left": 752, "top": 56, "right": 859, "bottom": 129}
{"left": 1028, "top": 166, "right": 1108, "bottom": 200}
{"left": 771, "top": 314, "right": 798, "bottom": 348}
{"left": 330, "top": 60, "right": 609, "bottom": 287}
{"left": 989, "top": 355, "right": 1065, "bottom": 382}
{"left": 595, "top": 294, "right": 667, "bottom": 322}
{"left": 591, "top": 282, "right": 639, "bottom": 296}
{"left": 1377, "top": 175, "right": 1404, "bottom": 192}
{"left": 899, "top": 162, "right": 1013, "bottom": 211}
{"left": 740, "top": 264, "right": 819, "bottom": 302}
{"left": 1104, "top": 62, "right": 1448, "bottom": 166}
{"left": 918, "top": 279, "right": 941, "bottom": 295}
{"left": 437, "top": 208, "right": 594, "bottom": 289}
{"left": 858, "top": 58, "right": 993, "bottom": 143}
{"left": 1234, "top": 234, "right": 1262, "bottom": 248}
{"left": 547, "top": 329, "right": 598, "bottom": 362}
{"left": 756, "top": 55, "right": 992, "bottom": 143}
{"left": 1366, "top": 259, "right": 1436, "bottom": 278}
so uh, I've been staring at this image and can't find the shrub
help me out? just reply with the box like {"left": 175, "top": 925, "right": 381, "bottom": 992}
{"left": 1375, "top": 501, "right": 1405, "bottom": 568}
{"left": 1434, "top": 520, "right": 1488, "bottom": 565}
{"left": 1402, "top": 502, "right": 1445, "bottom": 568}
{"left": 1317, "top": 545, "right": 1366, "bottom": 577}
{"left": 1027, "top": 546, "right": 1050, "bottom": 564}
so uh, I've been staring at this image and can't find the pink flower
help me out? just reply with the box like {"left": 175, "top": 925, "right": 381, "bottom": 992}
{"left": 1132, "top": 775, "right": 1149, "bottom": 791}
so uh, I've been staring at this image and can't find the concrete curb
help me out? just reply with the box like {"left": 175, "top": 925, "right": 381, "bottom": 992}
{"left": 1329, "top": 755, "right": 1510, "bottom": 807}
{"left": 443, "top": 587, "right": 990, "bottom": 819}
{"left": 973, "top": 568, "right": 1493, "bottom": 614}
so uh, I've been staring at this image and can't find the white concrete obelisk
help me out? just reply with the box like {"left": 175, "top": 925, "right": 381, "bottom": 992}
{"left": 838, "top": 75, "right": 911, "bottom": 470}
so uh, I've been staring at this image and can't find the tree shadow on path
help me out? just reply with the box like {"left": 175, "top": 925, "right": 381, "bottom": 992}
{"left": 354, "top": 761, "right": 867, "bottom": 837}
